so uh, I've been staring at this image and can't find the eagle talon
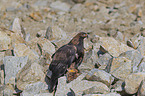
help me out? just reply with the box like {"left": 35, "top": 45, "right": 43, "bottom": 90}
{"left": 67, "top": 69, "right": 76, "bottom": 73}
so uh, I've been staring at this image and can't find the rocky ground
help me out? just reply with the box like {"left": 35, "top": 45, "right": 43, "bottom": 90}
{"left": 0, "top": 0, "right": 145, "bottom": 96}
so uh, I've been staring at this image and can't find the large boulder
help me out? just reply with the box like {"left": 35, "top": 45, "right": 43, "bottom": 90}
{"left": 0, "top": 30, "right": 11, "bottom": 51}
{"left": 137, "top": 37, "right": 145, "bottom": 56}
{"left": 16, "top": 62, "right": 45, "bottom": 90}
{"left": 99, "top": 37, "right": 134, "bottom": 57}
{"left": 55, "top": 73, "right": 110, "bottom": 96}
{"left": 50, "top": 1, "right": 71, "bottom": 12}
{"left": 22, "top": 82, "right": 48, "bottom": 96}
{"left": 0, "top": 84, "right": 14, "bottom": 96}
{"left": 120, "top": 50, "right": 143, "bottom": 72}
{"left": 110, "top": 57, "right": 132, "bottom": 80}
{"left": 85, "top": 68, "right": 114, "bottom": 86}
{"left": 3, "top": 56, "right": 28, "bottom": 84}
{"left": 14, "top": 43, "right": 39, "bottom": 61}
{"left": 125, "top": 72, "right": 145, "bottom": 94}
{"left": 0, "top": 70, "right": 4, "bottom": 86}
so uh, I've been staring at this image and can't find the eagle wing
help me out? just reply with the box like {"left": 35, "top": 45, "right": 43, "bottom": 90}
{"left": 49, "top": 44, "right": 77, "bottom": 75}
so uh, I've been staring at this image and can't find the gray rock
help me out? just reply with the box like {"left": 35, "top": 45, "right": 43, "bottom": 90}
{"left": 112, "top": 80, "right": 125, "bottom": 92}
{"left": 22, "top": 82, "right": 48, "bottom": 96}
{"left": 55, "top": 76, "right": 70, "bottom": 96}
{"left": 0, "top": 52, "right": 4, "bottom": 65}
{"left": 81, "top": 81, "right": 110, "bottom": 95}
{"left": 127, "top": 33, "right": 143, "bottom": 49}
{"left": 37, "top": 38, "right": 55, "bottom": 56}
{"left": 16, "top": 62, "right": 45, "bottom": 90}
{"left": 25, "top": 33, "right": 30, "bottom": 42}
{"left": 14, "top": 43, "right": 39, "bottom": 61}
{"left": 85, "top": 68, "right": 114, "bottom": 86}
{"left": 137, "top": 37, "right": 145, "bottom": 56}
{"left": 139, "top": 80, "right": 145, "bottom": 96}
{"left": 138, "top": 62, "right": 145, "bottom": 72}
{"left": 34, "top": 1, "right": 48, "bottom": 7}
{"left": 83, "top": 92, "right": 121, "bottom": 96}
{"left": 0, "top": 84, "right": 14, "bottom": 96}
{"left": 110, "top": 57, "right": 132, "bottom": 80}
{"left": 46, "top": 26, "right": 67, "bottom": 42}
{"left": 119, "top": 50, "right": 143, "bottom": 72}
{"left": 125, "top": 72, "right": 145, "bottom": 94}
{"left": 96, "top": 53, "right": 112, "bottom": 70}
{"left": 34, "top": 93, "right": 53, "bottom": 96}
{"left": 56, "top": 73, "right": 110, "bottom": 95}
{"left": 3, "top": 56, "right": 28, "bottom": 84}
{"left": 113, "top": 31, "right": 124, "bottom": 42}
{"left": 0, "top": 70, "right": 4, "bottom": 85}
{"left": 99, "top": 37, "right": 134, "bottom": 57}
{"left": 10, "top": 18, "right": 24, "bottom": 38}
{"left": 0, "top": 30, "right": 11, "bottom": 51}
{"left": 50, "top": 1, "right": 71, "bottom": 12}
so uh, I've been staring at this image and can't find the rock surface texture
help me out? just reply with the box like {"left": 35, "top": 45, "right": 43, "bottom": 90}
{"left": 0, "top": 0, "right": 145, "bottom": 95}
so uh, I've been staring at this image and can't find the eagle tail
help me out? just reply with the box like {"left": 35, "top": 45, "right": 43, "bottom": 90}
{"left": 49, "top": 74, "right": 58, "bottom": 93}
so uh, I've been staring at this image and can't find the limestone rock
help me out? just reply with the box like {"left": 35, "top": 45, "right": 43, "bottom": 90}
{"left": 50, "top": 1, "right": 71, "bottom": 12}
{"left": 80, "top": 80, "right": 110, "bottom": 95}
{"left": 0, "top": 30, "right": 11, "bottom": 51}
{"left": 84, "top": 39, "right": 93, "bottom": 51}
{"left": 16, "top": 62, "right": 45, "bottom": 90}
{"left": 10, "top": 18, "right": 24, "bottom": 38}
{"left": 3, "top": 56, "right": 28, "bottom": 84}
{"left": 99, "top": 37, "right": 134, "bottom": 57}
{"left": 0, "top": 70, "right": 4, "bottom": 85}
{"left": 85, "top": 68, "right": 114, "bottom": 86}
{"left": 46, "top": 26, "right": 67, "bottom": 41}
{"left": 139, "top": 80, "right": 145, "bottom": 96}
{"left": 37, "top": 38, "right": 55, "bottom": 56}
{"left": 112, "top": 80, "right": 124, "bottom": 92}
{"left": 0, "top": 84, "right": 14, "bottom": 96}
{"left": 14, "top": 43, "right": 39, "bottom": 61}
{"left": 96, "top": 53, "right": 112, "bottom": 70}
{"left": 125, "top": 72, "right": 145, "bottom": 94}
{"left": 110, "top": 57, "right": 132, "bottom": 80}
{"left": 119, "top": 50, "right": 143, "bottom": 72}
{"left": 114, "top": 32, "right": 124, "bottom": 42}
{"left": 11, "top": 32, "right": 26, "bottom": 45}
{"left": 0, "top": 52, "right": 5, "bottom": 65}
{"left": 26, "top": 38, "right": 41, "bottom": 56}
{"left": 127, "top": 33, "right": 143, "bottom": 49}
{"left": 83, "top": 92, "right": 121, "bottom": 96}
{"left": 56, "top": 73, "right": 109, "bottom": 95}
{"left": 137, "top": 37, "right": 145, "bottom": 56}
{"left": 34, "top": 93, "right": 53, "bottom": 96}
{"left": 56, "top": 73, "right": 87, "bottom": 95}
{"left": 138, "top": 62, "right": 145, "bottom": 72}
{"left": 22, "top": 82, "right": 48, "bottom": 96}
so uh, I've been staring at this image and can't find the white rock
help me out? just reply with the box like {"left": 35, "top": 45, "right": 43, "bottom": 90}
{"left": 110, "top": 57, "right": 132, "bottom": 80}
{"left": 50, "top": 1, "right": 71, "bottom": 12}
{"left": 99, "top": 37, "right": 134, "bottom": 57}
{"left": 22, "top": 82, "right": 48, "bottom": 96}
{"left": 3, "top": 56, "right": 28, "bottom": 84}
{"left": 0, "top": 31, "right": 11, "bottom": 51}
{"left": 37, "top": 38, "right": 55, "bottom": 56}
{"left": 16, "top": 62, "right": 45, "bottom": 90}
{"left": 56, "top": 73, "right": 110, "bottom": 96}
{"left": 10, "top": 18, "right": 23, "bottom": 38}
{"left": 86, "top": 68, "right": 114, "bottom": 86}
{"left": 0, "top": 52, "right": 5, "bottom": 65}
{"left": 125, "top": 72, "right": 145, "bottom": 94}
{"left": 0, "top": 70, "right": 4, "bottom": 85}
{"left": 14, "top": 43, "right": 39, "bottom": 61}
